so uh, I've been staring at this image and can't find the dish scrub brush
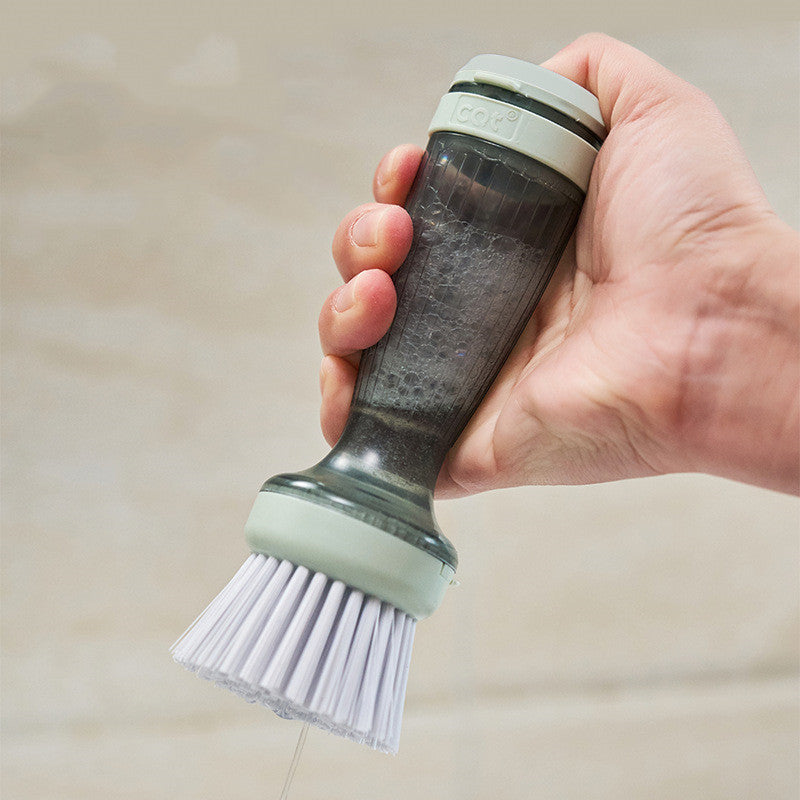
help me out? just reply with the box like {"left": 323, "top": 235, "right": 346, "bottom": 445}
{"left": 172, "top": 54, "right": 605, "bottom": 754}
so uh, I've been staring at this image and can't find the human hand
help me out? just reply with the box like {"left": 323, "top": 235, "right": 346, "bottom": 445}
{"left": 318, "top": 34, "right": 800, "bottom": 496}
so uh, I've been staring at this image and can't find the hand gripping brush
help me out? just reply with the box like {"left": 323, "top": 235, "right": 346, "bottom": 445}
{"left": 172, "top": 55, "right": 605, "bottom": 754}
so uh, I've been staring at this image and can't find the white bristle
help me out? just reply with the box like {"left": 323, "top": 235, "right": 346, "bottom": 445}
{"left": 171, "top": 553, "right": 417, "bottom": 754}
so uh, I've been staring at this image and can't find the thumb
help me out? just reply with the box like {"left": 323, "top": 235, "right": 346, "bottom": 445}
{"left": 540, "top": 33, "right": 695, "bottom": 129}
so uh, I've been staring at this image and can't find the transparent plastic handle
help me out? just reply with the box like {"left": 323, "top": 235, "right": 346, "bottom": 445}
{"left": 338, "top": 132, "right": 584, "bottom": 492}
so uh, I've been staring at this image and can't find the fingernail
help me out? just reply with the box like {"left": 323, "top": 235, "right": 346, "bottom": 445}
{"left": 333, "top": 274, "right": 360, "bottom": 312}
{"left": 376, "top": 149, "right": 397, "bottom": 186}
{"left": 350, "top": 210, "right": 383, "bottom": 247}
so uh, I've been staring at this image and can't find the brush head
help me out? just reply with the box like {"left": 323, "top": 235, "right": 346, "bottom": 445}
{"left": 171, "top": 553, "right": 416, "bottom": 754}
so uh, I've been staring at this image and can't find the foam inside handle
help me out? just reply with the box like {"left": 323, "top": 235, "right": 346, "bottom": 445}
{"left": 341, "top": 132, "right": 584, "bottom": 490}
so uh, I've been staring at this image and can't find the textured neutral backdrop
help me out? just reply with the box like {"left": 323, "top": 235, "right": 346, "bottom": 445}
{"left": 2, "top": 2, "right": 798, "bottom": 799}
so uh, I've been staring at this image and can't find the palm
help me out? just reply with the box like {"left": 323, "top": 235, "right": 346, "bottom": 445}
{"left": 439, "top": 98, "right": 773, "bottom": 496}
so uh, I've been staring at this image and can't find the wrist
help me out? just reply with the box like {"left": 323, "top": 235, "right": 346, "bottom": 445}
{"left": 679, "top": 218, "right": 799, "bottom": 493}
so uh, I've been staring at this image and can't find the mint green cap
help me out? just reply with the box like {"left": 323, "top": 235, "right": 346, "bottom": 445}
{"left": 452, "top": 54, "right": 606, "bottom": 139}
{"left": 429, "top": 54, "right": 605, "bottom": 191}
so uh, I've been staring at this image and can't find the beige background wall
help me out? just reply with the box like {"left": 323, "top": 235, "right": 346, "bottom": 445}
{"left": 2, "top": 2, "right": 798, "bottom": 798}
